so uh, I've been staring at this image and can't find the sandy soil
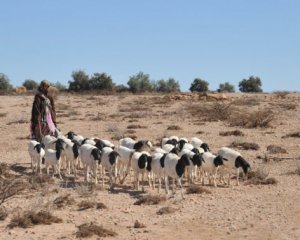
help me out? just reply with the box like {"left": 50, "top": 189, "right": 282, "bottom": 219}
{"left": 0, "top": 92, "right": 300, "bottom": 240}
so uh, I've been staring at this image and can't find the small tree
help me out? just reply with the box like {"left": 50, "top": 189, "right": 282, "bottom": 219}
{"left": 68, "top": 70, "right": 90, "bottom": 91}
{"left": 51, "top": 81, "right": 67, "bottom": 91}
{"left": 156, "top": 78, "right": 180, "bottom": 93}
{"left": 127, "top": 72, "right": 153, "bottom": 93}
{"left": 189, "top": 78, "right": 209, "bottom": 92}
{"left": 23, "top": 79, "right": 38, "bottom": 90}
{"left": 219, "top": 82, "right": 235, "bottom": 93}
{"left": 89, "top": 72, "right": 114, "bottom": 91}
{"left": 0, "top": 73, "right": 13, "bottom": 90}
{"left": 239, "top": 76, "right": 263, "bottom": 92}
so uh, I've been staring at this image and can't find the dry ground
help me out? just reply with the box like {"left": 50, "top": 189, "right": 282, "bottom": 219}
{"left": 0, "top": 92, "right": 300, "bottom": 240}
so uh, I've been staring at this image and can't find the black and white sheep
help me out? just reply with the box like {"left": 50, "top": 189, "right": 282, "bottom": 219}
{"left": 119, "top": 137, "right": 153, "bottom": 152}
{"left": 201, "top": 152, "right": 227, "bottom": 187}
{"left": 80, "top": 144, "right": 102, "bottom": 184}
{"left": 217, "top": 147, "right": 251, "bottom": 185}
{"left": 164, "top": 153, "right": 190, "bottom": 199}
{"left": 28, "top": 140, "right": 45, "bottom": 174}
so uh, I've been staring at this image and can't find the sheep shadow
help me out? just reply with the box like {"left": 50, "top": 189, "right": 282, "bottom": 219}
{"left": 10, "top": 163, "right": 32, "bottom": 176}
{"left": 109, "top": 184, "right": 145, "bottom": 198}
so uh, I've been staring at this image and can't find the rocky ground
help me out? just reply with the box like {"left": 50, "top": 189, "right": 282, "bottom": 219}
{"left": 0, "top": 92, "right": 299, "bottom": 239}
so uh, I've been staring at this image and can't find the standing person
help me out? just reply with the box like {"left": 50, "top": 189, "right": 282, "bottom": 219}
{"left": 30, "top": 80, "right": 57, "bottom": 142}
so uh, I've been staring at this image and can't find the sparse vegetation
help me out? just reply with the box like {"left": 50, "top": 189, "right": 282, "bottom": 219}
{"left": 157, "top": 206, "right": 178, "bottom": 215}
{"left": 167, "top": 125, "right": 182, "bottom": 130}
{"left": 134, "top": 220, "right": 146, "bottom": 228}
{"left": 0, "top": 112, "right": 7, "bottom": 118}
{"left": 186, "top": 185, "right": 212, "bottom": 194}
{"left": 267, "top": 145, "right": 288, "bottom": 154}
{"left": 127, "top": 124, "right": 147, "bottom": 129}
{"left": 229, "top": 141, "right": 260, "bottom": 150}
{"left": 246, "top": 168, "right": 278, "bottom": 185}
{"left": 134, "top": 195, "right": 166, "bottom": 205}
{"left": 8, "top": 210, "right": 62, "bottom": 228}
{"left": 0, "top": 178, "right": 28, "bottom": 206}
{"left": 282, "top": 131, "right": 300, "bottom": 138}
{"left": 0, "top": 206, "right": 8, "bottom": 220}
{"left": 53, "top": 194, "right": 75, "bottom": 208}
{"left": 78, "top": 200, "right": 96, "bottom": 211}
{"left": 229, "top": 109, "right": 274, "bottom": 128}
{"left": 219, "top": 130, "right": 244, "bottom": 136}
{"left": 76, "top": 222, "right": 117, "bottom": 238}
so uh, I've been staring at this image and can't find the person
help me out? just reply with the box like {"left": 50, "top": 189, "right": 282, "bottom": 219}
{"left": 30, "top": 80, "right": 57, "bottom": 142}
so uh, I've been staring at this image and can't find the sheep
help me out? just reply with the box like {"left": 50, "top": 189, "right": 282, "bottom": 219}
{"left": 200, "top": 152, "right": 227, "bottom": 187}
{"left": 130, "top": 151, "right": 152, "bottom": 191}
{"left": 217, "top": 147, "right": 251, "bottom": 186}
{"left": 81, "top": 138, "right": 96, "bottom": 146}
{"left": 151, "top": 152, "right": 168, "bottom": 193}
{"left": 179, "top": 148, "right": 204, "bottom": 184}
{"left": 164, "top": 153, "right": 190, "bottom": 199}
{"left": 191, "top": 137, "right": 203, "bottom": 148}
{"left": 119, "top": 137, "right": 152, "bottom": 152}
{"left": 64, "top": 139, "right": 80, "bottom": 176}
{"left": 42, "top": 135, "right": 57, "bottom": 150}
{"left": 94, "top": 138, "right": 115, "bottom": 150}
{"left": 117, "top": 146, "right": 136, "bottom": 184}
{"left": 80, "top": 144, "right": 102, "bottom": 184}
{"left": 66, "top": 131, "right": 85, "bottom": 145}
{"left": 161, "top": 137, "right": 178, "bottom": 147}
{"left": 44, "top": 139, "right": 65, "bottom": 179}
{"left": 99, "top": 147, "right": 119, "bottom": 189}
{"left": 28, "top": 140, "right": 45, "bottom": 174}
{"left": 162, "top": 144, "right": 180, "bottom": 154}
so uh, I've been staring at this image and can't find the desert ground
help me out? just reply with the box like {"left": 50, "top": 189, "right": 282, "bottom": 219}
{"left": 0, "top": 91, "right": 300, "bottom": 240}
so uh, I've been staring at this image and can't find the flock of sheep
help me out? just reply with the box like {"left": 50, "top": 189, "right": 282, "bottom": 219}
{"left": 28, "top": 131, "right": 251, "bottom": 198}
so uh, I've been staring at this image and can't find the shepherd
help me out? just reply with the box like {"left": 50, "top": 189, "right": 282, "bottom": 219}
{"left": 30, "top": 80, "right": 57, "bottom": 142}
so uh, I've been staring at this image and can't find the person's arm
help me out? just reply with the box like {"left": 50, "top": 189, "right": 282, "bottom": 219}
{"left": 31, "top": 96, "right": 42, "bottom": 131}
{"left": 49, "top": 97, "right": 57, "bottom": 126}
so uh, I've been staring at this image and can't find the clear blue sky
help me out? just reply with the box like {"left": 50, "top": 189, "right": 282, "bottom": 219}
{"left": 1, "top": 0, "right": 299, "bottom": 92}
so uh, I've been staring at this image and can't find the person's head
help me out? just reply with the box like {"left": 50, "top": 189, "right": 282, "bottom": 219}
{"left": 39, "top": 80, "right": 50, "bottom": 94}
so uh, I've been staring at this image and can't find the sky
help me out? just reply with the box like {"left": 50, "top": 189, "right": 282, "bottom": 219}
{"left": 0, "top": 0, "right": 299, "bottom": 92}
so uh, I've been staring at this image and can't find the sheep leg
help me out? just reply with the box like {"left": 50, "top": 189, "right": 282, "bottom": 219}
{"left": 178, "top": 178, "right": 184, "bottom": 199}
{"left": 236, "top": 168, "right": 240, "bottom": 186}
{"left": 141, "top": 172, "right": 145, "bottom": 192}
{"left": 172, "top": 178, "right": 175, "bottom": 195}
{"left": 165, "top": 176, "right": 169, "bottom": 195}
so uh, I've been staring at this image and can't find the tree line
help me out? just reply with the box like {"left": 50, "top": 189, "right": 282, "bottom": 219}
{"left": 0, "top": 71, "right": 263, "bottom": 93}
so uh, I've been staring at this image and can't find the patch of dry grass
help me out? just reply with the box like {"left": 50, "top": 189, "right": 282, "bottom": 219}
{"left": 0, "top": 178, "right": 28, "bottom": 206}
{"left": 76, "top": 222, "right": 117, "bottom": 238}
{"left": 78, "top": 200, "right": 96, "bottom": 211}
{"left": 229, "top": 109, "right": 274, "bottom": 128}
{"left": 231, "top": 97, "right": 260, "bottom": 106}
{"left": 96, "top": 202, "right": 108, "bottom": 210}
{"left": 156, "top": 206, "right": 178, "bottom": 215}
{"left": 7, "top": 119, "right": 28, "bottom": 125}
{"left": 134, "top": 220, "right": 146, "bottom": 228}
{"left": 8, "top": 210, "right": 62, "bottom": 228}
{"left": 267, "top": 145, "right": 288, "bottom": 154}
{"left": 219, "top": 130, "right": 244, "bottom": 136}
{"left": 273, "top": 91, "right": 290, "bottom": 99}
{"left": 282, "top": 131, "right": 300, "bottom": 138}
{"left": 134, "top": 195, "right": 166, "bottom": 205}
{"left": 29, "top": 175, "right": 55, "bottom": 189}
{"left": 229, "top": 141, "right": 260, "bottom": 150}
{"left": 53, "top": 194, "right": 75, "bottom": 208}
{"left": 0, "top": 206, "right": 8, "bottom": 221}
{"left": 246, "top": 168, "right": 278, "bottom": 185}
{"left": 0, "top": 112, "right": 7, "bottom": 118}
{"left": 167, "top": 125, "right": 182, "bottom": 130}
{"left": 186, "top": 185, "right": 212, "bottom": 194}
{"left": 75, "top": 183, "right": 96, "bottom": 197}
{"left": 127, "top": 124, "right": 147, "bottom": 129}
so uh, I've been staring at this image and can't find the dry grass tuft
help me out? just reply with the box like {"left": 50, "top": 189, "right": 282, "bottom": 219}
{"left": 267, "top": 145, "right": 288, "bottom": 154}
{"left": 229, "top": 109, "right": 274, "bottom": 128}
{"left": 167, "top": 125, "right": 182, "bottom": 130}
{"left": 0, "top": 112, "right": 7, "bottom": 118}
{"left": 0, "top": 163, "right": 9, "bottom": 177}
{"left": 231, "top": 97, "right": 260, "bottom": 106}
{"left": 76, "top": 222, "right": 117, "bottom": 238}
{"left": 75, "top": 183, "right": 96, "bottom": 197}
{"left": 134, "top": 220, "right": 146, "bottom": 228}
{"left": 127, "top": 124, "right": 147, "bottom": 129}
{"left": 29, "top": 175, "right": 55, "bottom": 186}
{"left": 53, "top": 194, "right": 75, "bottom": 208}
{"left": 134, "top": 195, "right": 166, "bottom": 205}
{"left": 246, "top": 168, "right": 278, "bottom": 185}
{"left": 7, "top": 119, "right": 28, "bottom": 125}
{"left": 219, "top": 130, "right": 244, "bottom": 136}
{"left": 156, "top": 206, "right": 178, "bottom": 215}
{"left": 0, "top": 206, "right": 8, "bottom": 221}
{"left": 78, "top": 200, "right": 96, "bottom": 211}
{"left": 8, "top": 210, "right": 62, "bottom": 228}
{"left": 0, "top": 178, "right": 28, "bottom": 206}
{"left": 186, "top": 185, "right": 212, "bottom": 194}
{"left": 282, "top": 131, "right": 300, "bottom": 138}
{"left": 229, "top": 141, "right": 260, "bottom": 150}
{"left": 273, "top": 91, "right": 290, "bottom": 99}
{"left": 96, "top": 202, "right": 108, "bottom": 210}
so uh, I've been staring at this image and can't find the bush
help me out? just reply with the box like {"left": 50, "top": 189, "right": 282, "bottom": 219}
{"left": 218, "top": 82, "right": 235, "bottom": 92}
{"left": 239, "top": 76, "right": 263, "bottom": 92}
{"left": 189, "top": 78, "right": 209, "bottom": 92}
{"left": 23, "top": 79, "right": 38, "bottom": 90}
{"left": 0, "top": 73, "right": 13, "bottom": 90}
{"left": 156, "top": 78, "right": 181, "bottom": 93}
{"left": 127, "top": 72, "right": 153, "bottom": 93}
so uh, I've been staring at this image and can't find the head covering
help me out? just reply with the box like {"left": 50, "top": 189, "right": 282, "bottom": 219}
{"left": 40, "top": 80, "right": 50, "bottom": 88}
